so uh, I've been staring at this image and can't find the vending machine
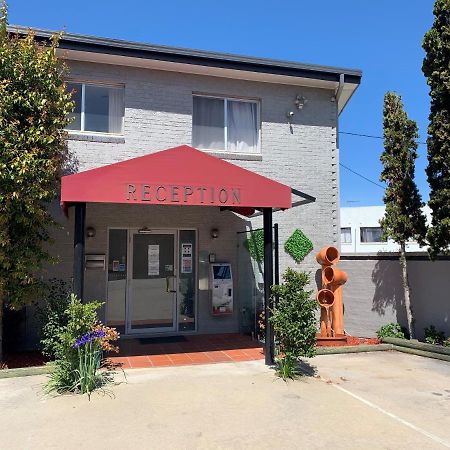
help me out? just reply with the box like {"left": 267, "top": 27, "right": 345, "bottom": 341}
{"left": 210, "top": 263, "right": 233, "bottom": 316}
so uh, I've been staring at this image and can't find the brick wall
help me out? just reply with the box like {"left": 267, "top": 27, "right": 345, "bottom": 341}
{"left": 18, "top": 60, "right": 339, "bottom": 349}
{"left": 67, "top": 60, "right": 339, "bottom": 274}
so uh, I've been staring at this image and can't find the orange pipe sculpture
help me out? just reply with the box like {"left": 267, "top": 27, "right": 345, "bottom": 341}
{"left": 316, "top": 246, "right": 348, "bottom": 342}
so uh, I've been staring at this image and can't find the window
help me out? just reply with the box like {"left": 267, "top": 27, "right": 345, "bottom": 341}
{"left": 340, "top": 227, "right": 352, "bottom": 244}
{"left": 360, "top": 227, "right": 385, "bottom": 243}
{"left": 66, "top": 82, "right": 124, "bottom": 134}
{"left": 192, "top": 95, "right": 259, "bottom": 154}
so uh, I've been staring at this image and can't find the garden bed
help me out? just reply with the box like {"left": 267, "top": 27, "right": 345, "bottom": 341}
{"left": 317, "top": 335, "right": 381, "bottom": 347}
{"left": 1, "top": 351, "right": 48, "bottom": 370}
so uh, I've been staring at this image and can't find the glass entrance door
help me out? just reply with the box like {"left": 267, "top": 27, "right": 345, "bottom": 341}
{"left": 128, "top": 231, "right": 177, "bottom": 333}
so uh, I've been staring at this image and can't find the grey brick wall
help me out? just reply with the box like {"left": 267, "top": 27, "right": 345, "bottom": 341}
{"left": 19, "top": 60, "right": 340, "bottom": 349}
{"left": 66, "top": 60, "right": 339, "bottom": 274}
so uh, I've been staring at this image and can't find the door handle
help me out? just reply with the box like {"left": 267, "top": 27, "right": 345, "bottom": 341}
{"left": 166, "top": 276, "right": 177, "bottom": 293}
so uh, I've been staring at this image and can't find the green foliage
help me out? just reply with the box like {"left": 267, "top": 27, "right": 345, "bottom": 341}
{"left": 244, "top": 229, "right": 264, "bottom": 262}
{"left": 424, "top": 325, "right": 446, "bottom": 345}
{"left": 270, "top": 269, "right": 318, "bottom": 372}
{"left": 284, "top": 229, "right": 313, "bottom": 263}
{"left": 275, "top": 354, "right": 299, "bottom": 381}
{"left": 37, "top": 279, "right": 71, "bottom": 359}
{"left": 380, "top": 92, "right": 427, "bottom": 340}
{"left": 0, "top": 6, "right": 74, "bottom": 310}
{"left": 422, "top": 0, "right": 450, "bottom": 258}
{"left": 380, "top": 92, "right": 427, "bottom": 246}
{"left": 376, "top": 323, "right": 406, "bottom": 340}
{"left": 45, "top": 295, "right": 116, "bottom": 398}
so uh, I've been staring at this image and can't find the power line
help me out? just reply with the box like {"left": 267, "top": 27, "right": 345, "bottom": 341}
{"left": 339, "top": 131, "right": 427, "bottom": 145}
{"left": 339, "top": 162, "right": 385, "bottom": 190}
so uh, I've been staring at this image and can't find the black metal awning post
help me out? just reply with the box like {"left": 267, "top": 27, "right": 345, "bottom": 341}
{"left": 263, "top": 208, "right": 275, "bottom": 365}
{"left": 73, "top": 202, "right": 86, "bottom": 300}
{"left": 274, "top": 223, "right": 280, "bottom": 287}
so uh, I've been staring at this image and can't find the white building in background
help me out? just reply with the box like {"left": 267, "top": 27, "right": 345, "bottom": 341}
{"left": 340, "top": 206, "right": 431, "bottom": 254}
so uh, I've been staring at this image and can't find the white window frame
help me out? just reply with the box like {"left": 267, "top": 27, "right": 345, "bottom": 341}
{"left": 340, "top": 227, "right": 352, "bottom": 244}
{"left": 66, "top": 80, "right": 125, "bottom": 135}
{"left": 192, "top": 93, "right": 261, "bottom": 155}
{"left": 360, "top": 226, "right": 387, "bottom": 244}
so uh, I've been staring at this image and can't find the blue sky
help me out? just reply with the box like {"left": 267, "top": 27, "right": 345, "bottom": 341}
{"left": 9, "top": 0, "right": 435, "bottom": 206}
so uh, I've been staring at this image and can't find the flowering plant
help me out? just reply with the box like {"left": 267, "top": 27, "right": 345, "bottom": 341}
{"left": 73, "top": 329, "right": 106, "bottom": 349}
{"left": 92, "top": 323, "right": 120, "bottom": 353}
{"left": 46, "top": 295, "right": 120, "bottom": 398}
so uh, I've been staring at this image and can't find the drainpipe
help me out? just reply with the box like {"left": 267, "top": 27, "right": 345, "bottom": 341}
{"left": 335, "top": 74, "right": 345, "bottom": 251}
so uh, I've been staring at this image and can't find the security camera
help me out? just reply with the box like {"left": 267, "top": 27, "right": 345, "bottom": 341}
{"left": 287, "top": 111, "right": 295, "bottom": 118}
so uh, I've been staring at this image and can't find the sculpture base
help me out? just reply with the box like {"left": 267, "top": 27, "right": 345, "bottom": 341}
{"left": 316, "top": 333, "right": 348, "bottom": 347}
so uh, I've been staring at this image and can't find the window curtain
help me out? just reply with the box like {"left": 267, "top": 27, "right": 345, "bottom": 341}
{"left": 340, "top": 228, "right": 352, "bottom": 243}
{"left": 192, "top": 97, "right": 225, "bottom": 150}
{"left": 227, "top": 100, "right": 258, "bottom": 153}
{"left": 360, "top": 227, "right": 383, "bottom": 243}
{"left": 109, "top": 87, "right": 124, "bottom": 134}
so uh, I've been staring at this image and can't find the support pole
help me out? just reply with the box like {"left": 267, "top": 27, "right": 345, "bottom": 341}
{"left": 263, "top": 208, "right": 274, "bottom": 365}
{"left": 274, "top": 223, "right": 280, "bottom": 287}
{"left": 73, "top": 202, "right": 86, "bottom": 300}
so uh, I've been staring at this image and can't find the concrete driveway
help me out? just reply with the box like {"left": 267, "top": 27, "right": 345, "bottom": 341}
{"left": 0, "top": 352, "right": 449, "bottom": 449}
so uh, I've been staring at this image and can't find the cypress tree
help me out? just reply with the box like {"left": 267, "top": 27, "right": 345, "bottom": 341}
{"left": 380, "top": 92, "right": 427, "bottom": 339}
{"left": 422, "top": 0, "right": 450, "bottom": 258}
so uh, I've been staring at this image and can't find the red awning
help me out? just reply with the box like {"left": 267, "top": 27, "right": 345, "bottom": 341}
{"left": 61, "top": 145, "right": 292, "bottom": 213}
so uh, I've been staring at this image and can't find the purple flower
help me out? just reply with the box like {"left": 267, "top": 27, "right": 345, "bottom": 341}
{"left": 73, "top": 329, "right": 106, "bottom": 349}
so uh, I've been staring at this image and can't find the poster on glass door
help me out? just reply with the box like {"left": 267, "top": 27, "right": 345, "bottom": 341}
{"left": 148, "top": 245, "right": 160, "bottom": 276}
{"left": 181, "top": 243, "right": 193, "bottom": 274}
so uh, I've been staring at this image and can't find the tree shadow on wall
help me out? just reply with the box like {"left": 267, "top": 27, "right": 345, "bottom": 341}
{"left": 371, "top": 255, "right": 407, "bottom": 326}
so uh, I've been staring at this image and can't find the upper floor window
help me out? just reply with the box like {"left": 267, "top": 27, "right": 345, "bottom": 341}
{"left": 360, "top": 227, "right": 385, "bottom": 243}
{"left": 66, "top": 82, "right": 124, "bottom": 134}
{"left": 340, "top": 227, "right": 352, "bottom": 243}
{"left": 192, "top": 95, "right": 260, "bottom": 154}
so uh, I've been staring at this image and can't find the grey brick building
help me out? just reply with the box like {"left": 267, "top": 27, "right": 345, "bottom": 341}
{"left": 10, "top": 26, "right": 361, "bottom": 349}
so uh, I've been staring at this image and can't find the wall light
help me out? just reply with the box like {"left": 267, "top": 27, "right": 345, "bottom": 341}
{"left": 295, "top": 94, "right": 307, "bottom": 110}
{"left": 86, "top": 226, "right": 96, "bottom": 238}
{"left": 210, "top": 228, "right": 219, "bottom": 239}
{"left": 138, "top": 226, "right": 152, "bottom": 234}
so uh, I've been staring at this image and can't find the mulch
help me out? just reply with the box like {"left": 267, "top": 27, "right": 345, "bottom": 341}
{"left": 345, "top": 336, "right": 381, "bottom": 346}
{"left": 1, "top": 351, "right": 48, "bottom": 370}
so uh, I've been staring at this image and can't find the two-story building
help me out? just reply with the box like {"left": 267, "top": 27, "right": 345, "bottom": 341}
{"left": 10, "top": 26, "right": 361, "bottom": 352}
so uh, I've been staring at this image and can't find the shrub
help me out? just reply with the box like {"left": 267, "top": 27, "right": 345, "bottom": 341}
{"left": 376, "top": 323, "right": 406, "bottom": 340}
{"left": 37, "top": 279, "right": 71, "bottom": 359}
{"left": 270, "top": 269, "right": 318, "bottom": 380}
{"left": 46, "top": 294, "right": 119, "bottom": 399}
{"left": 424, "top": 325, "right": 446, "bottom": 346}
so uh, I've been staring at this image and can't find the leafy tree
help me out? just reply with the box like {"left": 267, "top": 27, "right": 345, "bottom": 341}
{"left": 380, "top": 92, "right": 427, "bottom": 339}
{"left": 0, "top": 2, "right": 73, "bottom": 360}
{"left": 422, "top": 0, "right": 450, "bottom": 258}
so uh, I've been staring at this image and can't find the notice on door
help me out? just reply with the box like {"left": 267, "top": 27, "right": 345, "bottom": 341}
{"left": 148, "top": 245, "right": 160, "bottom": 276}
{"left": 181, "top": 243, "right": 193, "bottom": 274}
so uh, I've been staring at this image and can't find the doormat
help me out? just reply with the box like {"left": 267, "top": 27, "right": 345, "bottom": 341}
{"left": 139, "top": 336, "right": 187, "bottom": 344}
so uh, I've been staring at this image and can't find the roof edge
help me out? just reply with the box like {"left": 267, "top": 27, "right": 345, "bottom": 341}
{"left": 8, "top": 25, "right": 362, "bottom": 85}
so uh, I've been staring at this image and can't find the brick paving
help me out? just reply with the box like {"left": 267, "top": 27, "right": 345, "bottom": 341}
{"left": 109, "top": 333, "right": 264, "bottom": 369}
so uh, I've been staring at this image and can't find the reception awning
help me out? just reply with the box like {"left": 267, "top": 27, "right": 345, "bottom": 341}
{"left": 61, "top": 145, "right": 293, "bottom": 214}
